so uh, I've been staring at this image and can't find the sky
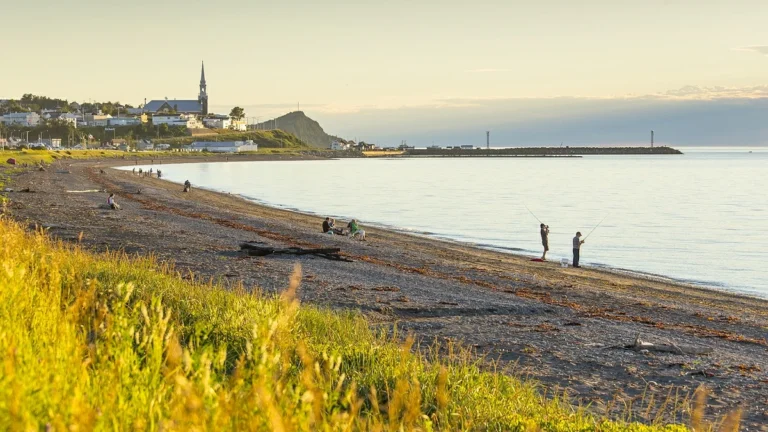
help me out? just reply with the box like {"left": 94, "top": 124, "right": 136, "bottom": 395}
{"left": 2, "top": 0, "right": 768, "bottom": 146}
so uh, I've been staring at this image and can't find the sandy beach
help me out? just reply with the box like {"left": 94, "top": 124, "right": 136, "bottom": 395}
{"left": 6, "top": 156, "right": 768, "bottom": 428}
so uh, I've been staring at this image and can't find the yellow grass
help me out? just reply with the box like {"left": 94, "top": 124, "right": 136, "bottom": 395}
{"left": 0, "top": 217, "right": 700, "bottom": 431}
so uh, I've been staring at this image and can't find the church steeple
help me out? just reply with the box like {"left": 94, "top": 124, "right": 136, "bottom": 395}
{"left": 198, "top": 61, "right": 208, "bottom": 115}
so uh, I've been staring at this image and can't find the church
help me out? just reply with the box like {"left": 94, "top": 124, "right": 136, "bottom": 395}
{"left": 144, "top": 62, "right": 209, "bottom": 116}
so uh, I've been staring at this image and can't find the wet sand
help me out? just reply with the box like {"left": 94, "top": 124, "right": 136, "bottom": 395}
{"left": 5, "top": 156, "right": 768, "bottom": 428}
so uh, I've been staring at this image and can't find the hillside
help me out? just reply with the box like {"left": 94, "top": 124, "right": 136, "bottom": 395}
{"left": 256, "top": 111, "right": 334, "bottom": 148}
{"left": 0, "top": 215, "right": 694, "bottom": 431}
{"left": 155, "top": 129, "right": 310, "bottom": 149}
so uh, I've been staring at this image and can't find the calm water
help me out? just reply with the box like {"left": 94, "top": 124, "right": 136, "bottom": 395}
{"left": 126, "top": 148, "right": 768, "bottom": 297}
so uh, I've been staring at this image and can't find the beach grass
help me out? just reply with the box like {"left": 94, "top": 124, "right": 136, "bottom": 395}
{"left": 0, "top": 217, "right": 706, "bottom": 431}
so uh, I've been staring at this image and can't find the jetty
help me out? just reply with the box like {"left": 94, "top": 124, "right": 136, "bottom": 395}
{"left": 401, "top": 146, "right": 682, "bottom": 157}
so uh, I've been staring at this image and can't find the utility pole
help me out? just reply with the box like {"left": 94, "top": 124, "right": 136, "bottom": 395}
{"left": 486, "top": 131, "right": 490, "bottom": 149}
{"left": 651, "top": 130, "right": 654, "bottom": 147}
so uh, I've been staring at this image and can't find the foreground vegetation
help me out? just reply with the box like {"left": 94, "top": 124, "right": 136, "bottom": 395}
{"left": 0, "top": 218, "right": 715, "bottom": 430}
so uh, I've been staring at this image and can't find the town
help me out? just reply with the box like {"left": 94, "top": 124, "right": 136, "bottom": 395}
{"left": 0, "top": 62, "right": 281, "bottom": 153}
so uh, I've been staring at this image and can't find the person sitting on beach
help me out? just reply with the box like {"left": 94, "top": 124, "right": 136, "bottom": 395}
{"left": 183, "top": 180, "right": 191, "bottom": 192}
{"left": 330, "top": 218, "right": 345, "bottom": 235}
{"left": 347, "top": 219, "right": 366, "bottom": 240}
{"left": 322, "top": 217, "right": 333, "bottom": 234}
{"left": 107, "top": 193, "right": 120, "bottom": 210}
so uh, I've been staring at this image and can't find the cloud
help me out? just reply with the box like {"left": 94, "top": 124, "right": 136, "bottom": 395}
{"left": 733, "top": 45, "right": 768, "bottom": 56}
{"left": 465, "top": 68, "right": 513, "bottom": 73}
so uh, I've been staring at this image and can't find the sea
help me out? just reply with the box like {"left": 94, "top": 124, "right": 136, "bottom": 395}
{"left": 124, "top": 147, "right": 768, "bottom": 298}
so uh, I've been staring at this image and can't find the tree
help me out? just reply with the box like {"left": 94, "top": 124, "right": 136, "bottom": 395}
{"left": 229, "top": 106, "right": 245, "bottom": 120}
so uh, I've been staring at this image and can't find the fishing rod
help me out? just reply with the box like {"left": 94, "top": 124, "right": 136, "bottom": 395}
{"left": 583, "top": 214, "right": 609, "bottom": 241}
{"left": 523, "top": 203, "right": 544, "bottom": 225}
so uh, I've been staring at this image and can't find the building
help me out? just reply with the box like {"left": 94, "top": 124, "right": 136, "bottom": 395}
{"left": 1, "top": 112, "right": 41, "bottom": 127}
{"left": 186, "top": 140, "right": 258, "bottom": 153}
{"left": 459, "top": 145, "right": 475, "bottom": 150}
{"left": 144, "top": 62, "right": 209, "bottom": 115}
{"left": 137, "top": 140, "right": 154, "bottom": 151}
{"left": 155, "top": 143, "right": 171, "bottom": 151}
{"left": 84, "top": 114, "right": 112, "bottom": 127}
{"left": 230, "top": 118, "right": 247, "bottom": 131}
{"left": 39, "top": 138, "right": 62, "bottom": 148}
{"left": 153, "top": 114, "right": 201, "bottom": 128}
{"left": 203, "top": 115, "right": 231, "bottom": 129}
{"left": 330, "top": 141, "right": 350, "bottom": 151}
{"left": 108, "top": 117, "right": 142, "bottom": 126}
{"left": 60, "top": 113, "right": 79, "bottom": 127}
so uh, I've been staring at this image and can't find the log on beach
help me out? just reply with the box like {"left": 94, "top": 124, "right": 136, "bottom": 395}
{"left": 239, "top": 243, "right": 353, "bottom": 262}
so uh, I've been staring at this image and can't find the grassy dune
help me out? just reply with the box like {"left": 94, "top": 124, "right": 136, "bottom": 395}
{"left": 0, "top": 218, "right": 701, "bottom": 431}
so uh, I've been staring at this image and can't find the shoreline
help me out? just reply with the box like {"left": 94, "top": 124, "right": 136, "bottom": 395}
{"left": 6, "top": 155, "right": 768, "bottom": 427}
{"left": 117, "top": 158, "right": 763, "bottom": 300}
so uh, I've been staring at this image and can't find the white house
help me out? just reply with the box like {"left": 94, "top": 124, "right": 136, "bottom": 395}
{"left": 60, "top": 113, "right": 79, "bottom": 127}
{"left": 203, "top": 115, "right": 231, "bottom": 129}
{"left": 153, "top": 114, "right": 201, "bottom": 129}
{"left": 84, "top": 114, "right": 112, "bottom": 127}
{"left": 330, "top": 141, "right": 350, "bottom": 151}
{"left": 230, "top": 118, "right": 247, "bottom": 131}
{"left": 155, "top": 143, "right": 171, "bottom": 151}
{"left": 187, "top": 140, "right": 258, "bottom": 153}
{"left": 1, "top": 112, "right": 41, "bottom": 126}
{"left": 108, "top": 117, "right": 141, "bottom": 126}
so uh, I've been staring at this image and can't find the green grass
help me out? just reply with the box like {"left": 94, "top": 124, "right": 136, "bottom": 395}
{"left": 0, "top": 218, "right": 712, "bottom": 431}
{"left": 156, "top": 129, "right": 311, "bottom": 148}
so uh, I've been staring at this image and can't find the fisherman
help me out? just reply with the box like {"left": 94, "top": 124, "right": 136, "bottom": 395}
{"left": 107, "top": 193, "right": 120, "bottom": 210}
{"left": 540, "top": 223, "right": 550, "bottom": 260}
{"left": 572, "top": 232, "right": 584, "bottom": 268}
{"left": 183, "top": 180, "right": 191, "bottom": 192}
{"left": 132, "top": 167, "right": 136, "bottom": 174}
{"left": 157, "top": 170, "right": 162, "bottom": 179}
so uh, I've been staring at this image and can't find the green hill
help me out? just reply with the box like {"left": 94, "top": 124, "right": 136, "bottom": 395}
{"left": 154, "top": 129, "right": 310, "bottom": 148}
{"left": 0, "top": 217, "right": 696, "bottom": 431}
{"left": 256, "top": 111, "right": 334, "bottom": 148}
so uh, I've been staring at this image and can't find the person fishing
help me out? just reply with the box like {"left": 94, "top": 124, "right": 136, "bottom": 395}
{"left": 540, "top": 223, "right": 550, "bottom": 260}
{"left": 183, "top": 180, "right": 191, "bottom": 192}
{"left": 572, "top": 231, "right": 585, "bottom": 268}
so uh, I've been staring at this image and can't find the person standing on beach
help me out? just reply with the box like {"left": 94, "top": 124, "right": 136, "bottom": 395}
{"left": 572, "top": 232, "right": 584, "bottom": 268}
{"left": 540, "top": 223, "right": 550, "bottom": 260}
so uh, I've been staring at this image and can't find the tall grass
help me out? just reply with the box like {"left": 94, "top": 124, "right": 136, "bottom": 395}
{"left": 0, "top": 218, "right": 693, "bottom": 431}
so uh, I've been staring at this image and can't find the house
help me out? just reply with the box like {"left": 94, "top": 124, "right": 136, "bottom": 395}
{"left": 203, "top": 115, "right": 231, "bottom": 129}
{"left": 459, "top": 145, "right": 475, "bottom": 150}
{"left": 84, "top": 114, "right": 112, "bottom": 127}
{"left": 155, "top": 143, "right": 171, "bottom": 151}
{"left": 330, "top": 141, "right": 349, "bottom": 151}
{"left": 60, "top": 113, "right": 79, "bottom": 127}
{"left": 108, "top": 117, "right": 141, "bottom": 126}
{"left": 153, "top": 114, "right": 201, "bottom": 128}
{"left": 1, "top": 112, "right": 41, "bottom": 127}
{"left": 187, "top": 140, "right": 258, "bottom": 153}
{"left": 39, "top": 138, "right": 62, "bottom": 148}
{"left": 137, "top": 140, "right": 154, "bottom": 151}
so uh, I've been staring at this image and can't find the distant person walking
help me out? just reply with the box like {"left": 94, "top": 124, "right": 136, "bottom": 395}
{"left": 540, "top": 223, "right": 550, "bottom": 260}
{"left": 572, "top": 232, "right": 584, "bottom": 268}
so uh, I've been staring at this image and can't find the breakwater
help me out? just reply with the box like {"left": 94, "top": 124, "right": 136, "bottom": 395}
{"left": 403, "top": 146, "right": 682, "bottom": 157}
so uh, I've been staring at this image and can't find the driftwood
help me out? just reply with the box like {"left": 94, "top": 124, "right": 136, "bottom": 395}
{"left": 626, "top": 334, "right": 713, "bottom": 356}
{"left": 239, "top": 243, "right": 353, "bottom": 262}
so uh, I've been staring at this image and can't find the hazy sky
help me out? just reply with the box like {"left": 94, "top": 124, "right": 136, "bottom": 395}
{"left": 2, "top": 0, "right": 768, "bottom": 145}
